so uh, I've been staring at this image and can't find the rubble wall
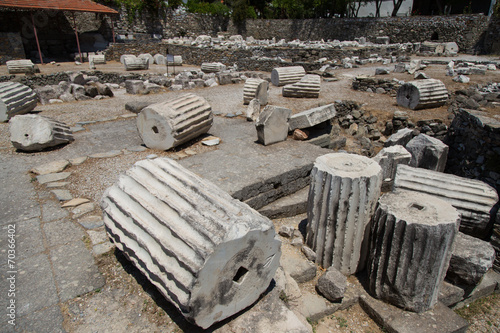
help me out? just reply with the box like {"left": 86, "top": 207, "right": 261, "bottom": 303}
{"left": 445, "top": 109, "right": 500, "bottom": 194}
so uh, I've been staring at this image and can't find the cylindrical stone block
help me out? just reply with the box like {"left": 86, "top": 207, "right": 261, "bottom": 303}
{"left": 396, "top": 79, "right": 448, "bottom": 110}
{"left": 243, "top": 78, "right": 269, "bottom": 105}
{"left": 137, "top": 93, "right": 213, "bottom": 150}
{"left": 124, "top": 56, "right": 149, "bottom": 71}
{"left": 6, "top": 60, "right": 35, "bottom": 74}
{"left": 88, "top": 54, "right": 106, "bottom": 65}
{"left": 271, "top": 66, "right": 306, "bottom": 86}
{"left": 9, "top": 114, "right": 74, "bottom": 151}
{"left": 394, "top": 164, "right": 499, "bottom": 239}
{"left": 306, "top": 153, "right": 382, "bottom": 275}
{"left": 282, "top": 74, "right": 321, "bottom": 98}
{"left": 367, "top": 190, "right": 460, "bottom": 313}
{"left": 0, "top": 82, "right": 38, "bottom": 122}
{"left": 101, "top": 157, "right": 281, "bottom": 329}
{"left": 167, "top": 55, "right": 183, "bottom": 66}
{"left": 201, "top": 62, "right": 226, "bottom": 73}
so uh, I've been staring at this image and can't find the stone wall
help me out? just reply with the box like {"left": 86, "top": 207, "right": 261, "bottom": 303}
{"left": 99, "top": 5, "right": 494, "bottom": 54}
{"left": 0, "top": 33, "right": 26, "bottom": 64}
{"left": 445, "top": 109, "right": 500, "bottom": 194}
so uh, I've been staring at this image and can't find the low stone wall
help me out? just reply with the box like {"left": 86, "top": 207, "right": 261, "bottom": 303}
{"left": 105, "top": 42, "right": 415, "bottom": 71}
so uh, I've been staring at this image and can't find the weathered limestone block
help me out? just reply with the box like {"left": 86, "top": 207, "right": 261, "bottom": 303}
{"left": 101, "top": 157, "right": 281, "bottom": 329}
{"left": 288, "top": 104, "right": 336, "bottom": 131}
{"left": 372, "top": 145, "right": 411, "bottom": 183}
{"left": 6, "top": 59, "right": 35, "bottom": 74}
{"left": 243, "top": 78, "right": 269, "bottom": 105}
{"left": 125, "top": 80, "right": 146, "bottom": 95}
{"left": 154, "top": 54, "right": 166, "bottom": 65}
{"left": 9, "top": 114, "right": 74, "bottom": 151}
{"left": 367, "top": 190, "right": 459, "bottom": 313}
{"left": 201, "top": 62, "right": 226, "bottom": 73}
{"left": 246, "top": 98, "right": 260, "bottom": 122}
{"left": 393, "top": 165, "right": 499, "bottom": 239}
{"left": 137, "top": 93, "right": 213, "bottom": 150}
{"left": 88, "top": 54, "right": 106, "bottom": 65}
{"left": 282, "top": 74, "right": 321, "bottom": 98}
{"left": 167, "top": 55, "right": 183, "bottom": 66}
{"left": 306, "top": 153, "right": 382, "bottom": 274}
{"left": 120, "top": 54, "right": 135, "bottom": 64}
{"left": 446, "top": 232, "right": 495, "bottom": 286}
{"left": 124, "top": 56, "right": 149, "bottom": 71}
{"left": 396, "top": 79, "right": 448, "bottom": 110}
{"left": 405, "top": 134, "right": 448, "bottom": 172}
{"left": 0, "top": 82, "right": 38, "bottom": 122}
{"left": 138, "top": 53, "right": 154, "bottom": 66}
{"left": 384, "top": 128, "right": 414, "bottom": 147}
{"left": 316, "top": 266, "right": 347, "bottom": 302}
{"left": 255, "top": 105, "right": 291, "bottom": 146}
{"left": 271, "top": 66, "right": 306, "bottom": 86}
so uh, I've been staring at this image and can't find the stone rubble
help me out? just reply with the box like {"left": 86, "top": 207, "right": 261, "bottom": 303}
{"left": 405, "top": 133, "right": 449, "bottom": 172}
{"left": 282, "top": 74, "right": 321, "bottom": 98}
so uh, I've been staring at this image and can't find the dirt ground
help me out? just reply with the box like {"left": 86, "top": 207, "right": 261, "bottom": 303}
{"left": 2, "top": 58, "right": 500, "bottom": 332}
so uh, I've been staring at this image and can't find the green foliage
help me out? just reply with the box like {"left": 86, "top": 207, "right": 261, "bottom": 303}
{"left": 494, "top": 1, "right": 500, "bottom": 17}
{"left": 186, "top": 0, "right": 231, "bottom": 17}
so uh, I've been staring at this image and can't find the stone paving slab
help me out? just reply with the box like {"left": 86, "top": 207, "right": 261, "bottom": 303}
{"left": 50, "top": 241, "right": 105, "bottom": 302}
{"left": 43, "top": 219, "right": 85, "bottom": 248}
{"left": 179, "top": 117, "right": 330, "bottom": 209}
{"left": 360, "top": 294, "right": 469, "bottom": 333}
{"left": 15, "top": 305, "right": 65, "bottom": 333}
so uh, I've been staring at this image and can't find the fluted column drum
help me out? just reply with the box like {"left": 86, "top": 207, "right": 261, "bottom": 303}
{"left": 306, "top": 153, "right": 382, "bottom": 275}
{"left": 101, "top": 158, "right": 281, "bottom": 329}
{"left": 367, "top": 190, "right": 459, "bottom": 312}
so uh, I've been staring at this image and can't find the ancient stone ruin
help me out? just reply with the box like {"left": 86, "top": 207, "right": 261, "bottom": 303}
{"left": 282, "top": 74, "right": 321, "bottom": 98}
{"left": 9, "top": 114, "right": 74, "bottom": 151}
{"left": 367, "top": 190, "right": 459, "bottom": 313}
{"left": 101, "top": 158, "right": 281, "bottom": 328}
{"left": 137, "top": 93, "right": 213, "bottom": 150}
{"left": 396, "top": 78, "right": 448, "bottom": 110}
{"left": 271, "top": 66, "right": 306, "bottom": 86}
{"left": 243, "top": 78, "right": 269, "bottom": 105}
{"left": 306, "top": 153, "right": 382, "bottom": 274}
{"left": 0, "top": 82, "right": 38, "bottom": 122}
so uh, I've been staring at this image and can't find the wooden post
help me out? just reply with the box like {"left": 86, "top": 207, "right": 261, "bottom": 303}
{"left": 31, "top": 11, "right": 43, "bottom": 65}
{"left": 72, "top": 12, "right": 83, "bottom": 63}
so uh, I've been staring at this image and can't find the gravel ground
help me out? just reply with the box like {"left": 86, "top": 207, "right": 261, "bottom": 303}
{"left": 2, "top": 59, "right": 500, "bottom": 332}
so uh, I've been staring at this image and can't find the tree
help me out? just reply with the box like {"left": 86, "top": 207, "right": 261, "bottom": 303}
{"left": 347, "top": 0, "right": 368, "bottom": 18}
{"left": 391, "top": 0, "right": 404, "bottom": 16}
{"left": 374, "top": 0, "right": 382, "bottom": 17}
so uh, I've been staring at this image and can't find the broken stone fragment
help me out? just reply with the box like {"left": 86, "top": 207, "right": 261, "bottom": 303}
{"left": 405, "top": 133, "right": 448, "bottom": 172}
{"left": 316, "top": 266, "right": 347, "bottom": 302}
{"left": 372, "top": 145, "right": 411, "bottom": 188}
{"left": 446, "top": 232, "right": 495, "bottom": 286}
{"left": 0, "top": 82, "right": 38, "bottom": 122}
{"left": 9, "top": 114, "right": 74, "bottom": 152}
{"left": 243, "top": 78, "right": 269, "bottom": 105}
{"left": 6, "top": 59, "right": 36, "bottom": 74}
{"left": 201, "top": 62, "right": 226, "bottom": 73}
{"left": 288, "top": 104, "right": 336, "bottom": 131}
{"left": 31, "top": 159, "right": 70, "bottom": 175}
{"left": 255, "top": 105, "right": 292, "bottom": 146}
{"left": 246, "top": 98, "right": 261, "bottom": 122}
{"left": 367, "top": 190, "right": 459, "bottom": 313}
{"left": 137, "top": 93, "right": 213, "bottom": 150}
{"left": 384, "top": 128, "right": 414, "bottom": 147}
{"left": 293, "top": 129, "right": 308, "bottom": 141}
{"left": 101, "top": 158, "right": 281, "bottom": 329}
{"left": 125, "top": 80, "right": 146, "bottom": 95}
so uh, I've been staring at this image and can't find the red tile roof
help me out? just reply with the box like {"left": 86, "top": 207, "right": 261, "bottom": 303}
{"left": 0, "top": 0, "right": 118, "bottom": 14}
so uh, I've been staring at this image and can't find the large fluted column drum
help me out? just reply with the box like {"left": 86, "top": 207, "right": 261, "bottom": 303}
{"left": 367, "top": 190, "right": 459, "bottom": 312}
{"left": 306, "top": 153, "right": 382, "bottom": 275}
{"left": 101, "top": 158, "right": 281, "bottom": 328}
